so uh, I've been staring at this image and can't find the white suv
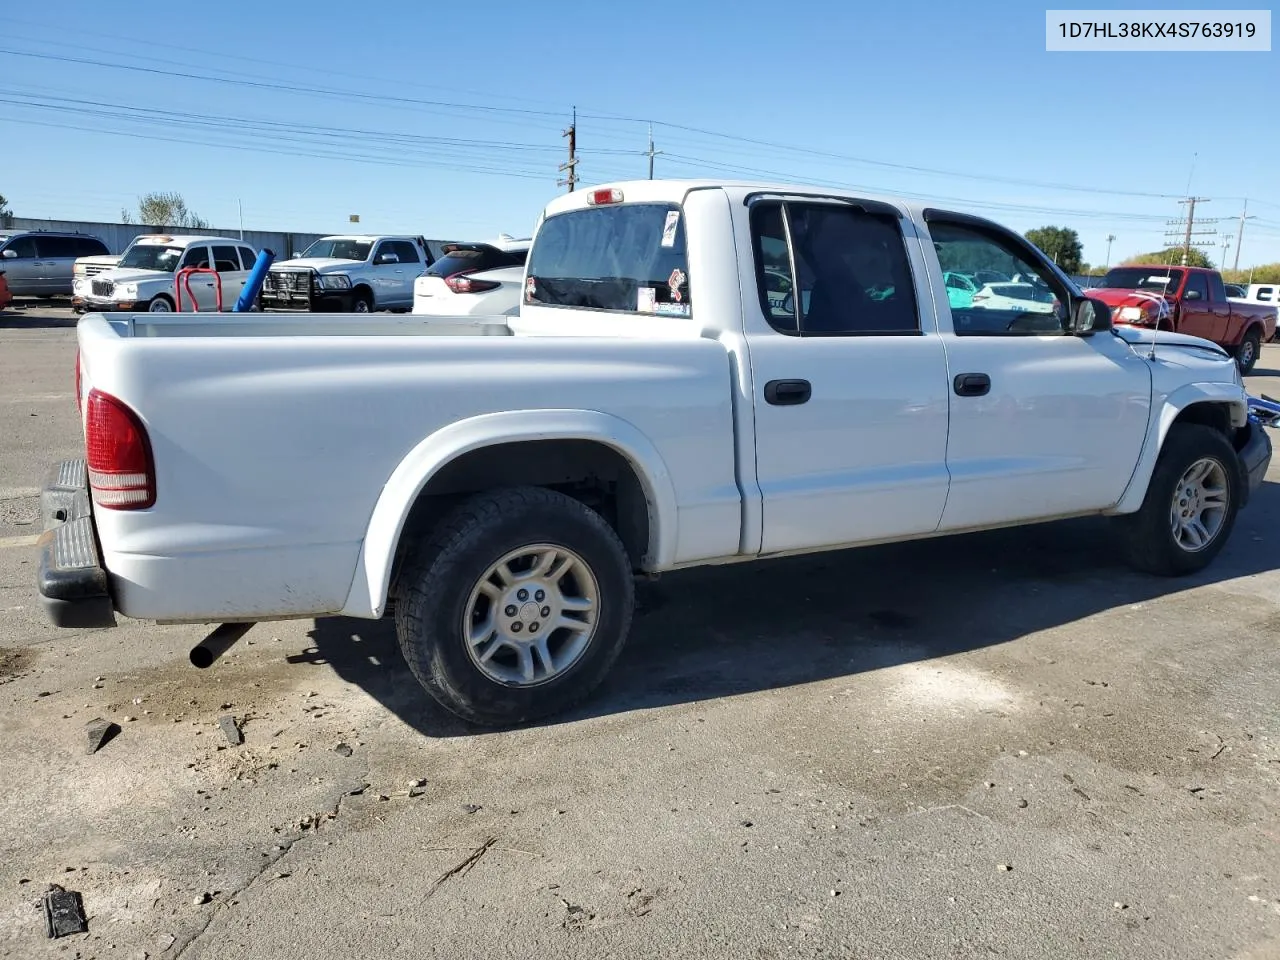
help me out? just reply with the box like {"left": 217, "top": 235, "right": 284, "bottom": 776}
{"left": 412, "top": 236, "right": 530, "bottom": 317}
{"left": 81, "top": 235, "right": 259, "bottom": 312}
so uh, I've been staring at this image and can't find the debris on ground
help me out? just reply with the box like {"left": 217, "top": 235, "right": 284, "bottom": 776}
{"left": 43, "top": 885, "right": 88, "bottom": 938}
{"left": 461, "top": 803, "right": 482, "bottom": 814}
{"left": 334, "top": 742, "right": 353, "bottom": 757}
{"left": 218, "top": 715, "right": 244, "bottom": 746}
{"left": 997, "top": 863, "right": 1013, "bottom": 872}
{"left": 85, "top": 718, "right": 121, "bottom": 755}
{"left": 193, "top": 892, "right": 212, "bottom": 905}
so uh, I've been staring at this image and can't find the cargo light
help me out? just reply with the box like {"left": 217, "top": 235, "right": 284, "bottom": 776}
{"left": 586, "top": 188, "right": 624, "bottom": 206}
{"left": 85, "top": 389, "right": 156, "bottom": 510}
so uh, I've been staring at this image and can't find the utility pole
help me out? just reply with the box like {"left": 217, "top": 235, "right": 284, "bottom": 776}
{"left": 1104, "top": 234, "right": 1115, "bottom": 270}
{"left": 1233, "top": 200, "right": 1255, "bottom": 272}
{"left": 645, "top": 123, "right": 663, "bottom": 179}
{"left": 1165, "top": 197, "right": 1216, "bottom": 266}
{"left": 237, "top": 199, "right": 244, "bottom": 240}
{"left": 1221, "top": 235, "right": 1231, "bottom": 269}
{"left": 558, "top": 107, "right": 578, "bottom": 193}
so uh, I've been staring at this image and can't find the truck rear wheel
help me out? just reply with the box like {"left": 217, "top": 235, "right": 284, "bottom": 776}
{"left": 394, "top": 486, "right": 635, "bottom": 726}
{"left": 1115, "top": 423, "right": 1241, "bottom": 576}
{"left": 1235, "top": 328, "right": 1261, "bottom": 375}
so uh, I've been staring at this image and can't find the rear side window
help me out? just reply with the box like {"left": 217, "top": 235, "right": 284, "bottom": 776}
{"left": 525, "top": 203, "right": 691, "bottom": 317}
{"left": 38, "top": 236, "right": 80, "bottom": 258}
{"left": 212, "top": 245, "right": 242, "bottom": 272}
{"left": 76, "top": 237, "right": 109, "bottom": 256}
{"left": 1207, "top": 272, "right": 1227, "bottom": 303}
{"left": 750, "top": 200, "right": 919, "bottom": 335}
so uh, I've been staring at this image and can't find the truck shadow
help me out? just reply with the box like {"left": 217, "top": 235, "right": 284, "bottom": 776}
{"left": 304, "top": 478, "right": 1280, "bottom": 739}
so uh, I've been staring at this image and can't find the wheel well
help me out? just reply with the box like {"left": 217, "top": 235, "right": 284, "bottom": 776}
{"left": 1172, "top": 401, "right": 1231, "bottom": 437}
{"left": 352, "top": 283, "right": 373, "bottom": 301}
{"left": 391, "top": 439, "right": 652, "bottom": 591}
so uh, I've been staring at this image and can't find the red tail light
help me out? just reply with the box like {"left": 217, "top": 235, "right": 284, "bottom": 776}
{"left": 444, "top": 272, "right": 501, "bottom": 294}
{"left": 85, "top": 389, "right": 156, "bottom": 510}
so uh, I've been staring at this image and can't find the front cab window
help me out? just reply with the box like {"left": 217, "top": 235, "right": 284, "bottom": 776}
{"left": 929, "top": 222, "right": 1068, "bottom": 336}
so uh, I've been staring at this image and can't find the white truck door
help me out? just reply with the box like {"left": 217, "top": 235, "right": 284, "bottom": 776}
{"left": 370, "top": 240, "right": 409, "bottom": 308}
{"left": 211, "top": 244, "right": 248, "bottom": 309}
{"left": 387, "top": 240, "right": 423, "bottom": 308}
{"left": 745, "top": 198, "right": 952, "bottom": 555}
{"left": 923, "top": 213, "right": 1151, "bottom": 530}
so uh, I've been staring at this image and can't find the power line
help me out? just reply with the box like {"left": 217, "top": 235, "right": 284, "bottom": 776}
{"left": 1165, "top": 197, "right": 1216, "bottom": 265}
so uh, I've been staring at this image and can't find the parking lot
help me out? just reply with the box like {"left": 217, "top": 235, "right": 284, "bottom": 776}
{"left": 1, "top": 299, "right": 1278, "bottom": 960}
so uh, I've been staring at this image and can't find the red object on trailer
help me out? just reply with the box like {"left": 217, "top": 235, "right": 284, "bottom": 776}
{"left": 174, "top": 267, "right": 223, "bottom": 312}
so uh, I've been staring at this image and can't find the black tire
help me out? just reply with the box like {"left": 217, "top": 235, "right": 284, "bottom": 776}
{"left": 1115, "top": 424, "right": 1241, "bottom": 577}
{"left": 394, "top": 486, "right": 635, "bottom": 726}
{"left": 1235, "top": 328, "right": 1262, "bottom": 375}
{"left": 352, "top": 289, "right": 373, "bottom": 313}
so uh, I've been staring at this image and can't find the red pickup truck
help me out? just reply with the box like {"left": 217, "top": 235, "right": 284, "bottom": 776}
{"left": 1089, "top": 265, "right": 1276, "bottom": 374}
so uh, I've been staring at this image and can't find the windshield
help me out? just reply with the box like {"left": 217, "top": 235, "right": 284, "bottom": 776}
{"left": 300, "top": 239, "right": 371, "bottom": 261}
{"left": 1101, "top": 267, "right": 1184, "bottom": 292}
{"left": 116, "top": 244, "right": 184, "bottom": 272}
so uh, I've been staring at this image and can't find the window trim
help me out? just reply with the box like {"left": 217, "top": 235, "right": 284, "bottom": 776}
{"left": 923, "top": 209, "right": 1075, "bottom": 338}
{"left": 750, "top": 198, "right": 924, "bottom": 338}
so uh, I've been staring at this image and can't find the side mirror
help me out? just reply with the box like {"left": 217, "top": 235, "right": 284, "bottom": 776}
{"left": 1068, "top": 296, "right": 1111, "bottom": 336}
{"left": 1, "top": 249, "right": 16, "bottom": 259}
{"left": 1184, "top": 289, "right": 1202, "bottom": 301}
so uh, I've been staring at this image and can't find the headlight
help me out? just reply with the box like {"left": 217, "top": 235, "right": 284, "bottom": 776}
{"left": 1119, "top": 306, "right": 1144, "bottom": 321}
{"left": 316, "top": 274, "right": 351, "bottom": 290}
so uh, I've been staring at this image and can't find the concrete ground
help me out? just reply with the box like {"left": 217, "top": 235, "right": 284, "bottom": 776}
{"left": 1, "top": 298, "right": 1278, "bottom": 960}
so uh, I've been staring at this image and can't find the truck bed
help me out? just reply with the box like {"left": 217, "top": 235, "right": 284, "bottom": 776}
{"left": 74, "top": 311, "right": 742, "bottom": 623}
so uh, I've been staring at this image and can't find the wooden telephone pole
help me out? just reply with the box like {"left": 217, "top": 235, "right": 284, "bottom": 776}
{"left": 559, "top": 107, "right": 578, "bottom": 193}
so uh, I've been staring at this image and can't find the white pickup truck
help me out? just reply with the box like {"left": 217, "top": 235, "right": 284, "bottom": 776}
{"left": 37, "top": 180, "right": 1272, "bottom": 727}
{"left": 259, "top": 235, "right": 432, "bottom": 313}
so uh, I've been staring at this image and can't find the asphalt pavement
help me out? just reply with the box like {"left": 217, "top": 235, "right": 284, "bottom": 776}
{"left": 1, "top": 299, "right": 1278, "bottom": 960}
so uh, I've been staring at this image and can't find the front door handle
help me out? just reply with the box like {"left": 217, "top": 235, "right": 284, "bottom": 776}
{"left": 953, "top": 372, "right": 991, "bottom": 397}
{"left": 764, "top": 379, "right": 811, "bottom": 405}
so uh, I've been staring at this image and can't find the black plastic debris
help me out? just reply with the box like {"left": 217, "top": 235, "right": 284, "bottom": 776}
{"left": 43, "top": 885, "right": 87, "bottom": 938}
{"left": 84, "top": 719, "right": 120, "bottom": 755}
{"left": 218, "top": 715, "right": 243, "bottom": 746}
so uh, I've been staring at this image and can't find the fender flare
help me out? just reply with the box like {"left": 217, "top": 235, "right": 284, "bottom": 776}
{"left": 340, "top": 409, "right": 680, "bottom": 619}
{"left": 1108, "top": 381, "right": 1248, "bottom": 515}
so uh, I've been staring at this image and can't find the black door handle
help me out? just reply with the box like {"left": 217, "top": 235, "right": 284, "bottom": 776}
{"left": 953, "top": 372, "right": 991, "bottom": 397}
{"left": 764, "top": 379, "right": 811, "bottom": 405}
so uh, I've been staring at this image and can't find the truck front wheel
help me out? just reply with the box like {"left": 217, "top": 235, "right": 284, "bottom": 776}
{"left": 352, "top": 289, "right": 373, "bottom": 313}
{"left": 1235, "top": 328, "right": 1261, "bottom": 375}
{"left": 394, "top": 486, "right": 636, "bottom": 726}
{"left": 1116, "top": 424, "right": 1241, "bottom": 576}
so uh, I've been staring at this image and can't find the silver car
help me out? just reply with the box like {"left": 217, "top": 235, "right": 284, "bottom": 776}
{"left": 0, "top": 231, "right": 111, "bottom": 297}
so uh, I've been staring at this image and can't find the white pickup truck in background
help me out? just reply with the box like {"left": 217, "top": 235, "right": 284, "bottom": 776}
{"left": 37, "top": 180, "right": 1272, "bottom": 726}
{"left": 259, "top": 234, "right": 433, "bottom": 313}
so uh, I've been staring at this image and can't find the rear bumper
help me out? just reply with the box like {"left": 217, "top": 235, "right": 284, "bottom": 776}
{"left": 1237, "top": 418, "right": 1272, "bottom": 506}
{"left": 36, "top": 459, "right": 116, "bottom": 629}
{"left": 261, "top": 288, "right": 355, "bottom": 313}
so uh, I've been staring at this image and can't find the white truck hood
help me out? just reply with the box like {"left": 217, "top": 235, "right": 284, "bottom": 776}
{"left": 93, "top": 267, "right": 171, "bottom": 286}
{"left": 1111, "top": 326, "right": 1229, "bottom": 359}
{"left": 272, "top": 258, "right": 365, "bottom": 273}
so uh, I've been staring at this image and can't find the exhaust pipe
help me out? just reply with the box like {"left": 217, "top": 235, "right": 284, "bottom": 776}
{"left": 190, "top": 622, "right": 256, "bottom": 668}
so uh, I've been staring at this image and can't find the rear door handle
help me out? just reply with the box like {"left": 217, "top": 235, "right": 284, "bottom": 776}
{"left": 764, "top": 379, "right": 811, "bottom": 405}
{"left": 953, "top": 372, "right": 991, "bottom": 397}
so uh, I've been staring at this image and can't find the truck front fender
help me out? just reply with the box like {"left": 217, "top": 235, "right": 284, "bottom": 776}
{"left": 340, "top": 409, "right": 680, "bottom": 619}
{"left": 1107, "top": 381, "right": 1248, "bottom": 515}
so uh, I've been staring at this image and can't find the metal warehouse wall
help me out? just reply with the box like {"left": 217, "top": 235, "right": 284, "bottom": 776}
{"left": 7, "top": 217, "right": 329, "bottom": 257}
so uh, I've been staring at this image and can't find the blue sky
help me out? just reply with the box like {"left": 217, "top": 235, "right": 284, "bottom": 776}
{"left": 2, "top": 0, "right": 1278, "bottom": 269}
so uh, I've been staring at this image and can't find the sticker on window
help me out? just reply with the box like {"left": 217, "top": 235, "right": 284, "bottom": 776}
{"left": 654, "top": 302, "right": 690, "bottom": 317}
{"left": 668, "top": 268, "right": 686, "bottom": 303}
{"left": 525, "top": 276, "right": 537, "bottom": 301}
{"left": 660, "top": 211, "right": 680, "bottom": 248}
{"left": 637, "top": 286, "right": 657, "bottom": 313}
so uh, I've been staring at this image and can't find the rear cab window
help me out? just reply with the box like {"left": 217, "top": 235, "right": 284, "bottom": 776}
{"left": 525, "top": 202, "right": 691, "bottom": 317}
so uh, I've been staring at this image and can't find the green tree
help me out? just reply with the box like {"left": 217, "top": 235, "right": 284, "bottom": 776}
{"left": 1123, "top": 247, "right": 1214, "bottom": 269}
{"left": 0, "top": 193, "right": 11, "bottom": 227}
{"left": 121, "top": 191, "right": 209, "bottom": 229}
{"left": 1223, "top": 263, "right": 1280, "bottom": 284}
{"left": 1024, "top": 226, "right": 1083, "bottom": 273}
